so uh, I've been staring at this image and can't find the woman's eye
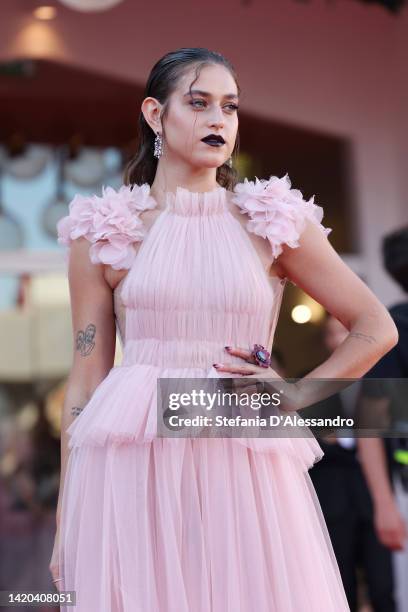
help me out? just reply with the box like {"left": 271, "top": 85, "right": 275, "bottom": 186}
{"left": 189, "top": 100, "right": 239, "bottom": 112}
{"left": 190, "top": 99, "right": 206, "bottom": 108}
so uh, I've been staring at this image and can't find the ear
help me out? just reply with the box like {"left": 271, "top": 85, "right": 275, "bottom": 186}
{"left": 141, "top": 97, "right": 163, "bottom": 134}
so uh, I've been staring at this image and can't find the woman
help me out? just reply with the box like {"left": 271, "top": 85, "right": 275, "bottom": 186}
{"left": 51, "top": 47, "right": 398, "bottom": 611}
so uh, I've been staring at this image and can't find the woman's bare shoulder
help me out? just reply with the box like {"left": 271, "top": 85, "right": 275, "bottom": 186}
{"left": 229, "top": 173, "right": 331, "bottom": 278}
{"left": 57, "top": 183, "right": 158, "bottom": 290}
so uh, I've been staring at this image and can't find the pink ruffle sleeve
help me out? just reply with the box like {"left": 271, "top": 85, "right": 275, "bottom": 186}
{"left": 232, "top": 173, "right": 332, "bottom": 260}
{"left": 56, "top": 184, "right": 157, "bottom": 270}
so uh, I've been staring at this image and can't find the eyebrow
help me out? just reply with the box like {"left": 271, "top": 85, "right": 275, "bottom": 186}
{"left": 184, "top": 89, "right": 239, "bottom": 100}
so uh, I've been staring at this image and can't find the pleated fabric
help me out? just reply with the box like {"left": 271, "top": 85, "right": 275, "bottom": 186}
{"left": 58, "top": 185, "right": 350, "bottom": 611}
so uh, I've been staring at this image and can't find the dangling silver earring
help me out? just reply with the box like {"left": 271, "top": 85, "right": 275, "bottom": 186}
{"left": 228, "top": 156, "right": 233, "bottom": 168}
{"left": 154, "top": 132, "right": 163, "bottom": 159}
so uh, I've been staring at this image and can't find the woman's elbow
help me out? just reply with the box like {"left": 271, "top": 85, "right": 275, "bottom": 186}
{"left": 379, "top": 310, "right": 399, "bottom": 354}
{"left": 387, "top": 318, "right": 399, "bottom": 350}
{"left": 356, "top": 304, "right": 399, "bottom": 357}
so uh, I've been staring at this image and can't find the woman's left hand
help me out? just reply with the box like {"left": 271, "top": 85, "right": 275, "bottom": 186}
{"left": 213, "top": 346, "right": 281, "bottom": 379}
{"left": 215, "top": 346, "right": 303, "bottom": 412}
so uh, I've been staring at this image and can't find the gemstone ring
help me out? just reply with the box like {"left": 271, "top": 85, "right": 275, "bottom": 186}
{"left": 251, "top": 344, "right": 271, "bottom": 368}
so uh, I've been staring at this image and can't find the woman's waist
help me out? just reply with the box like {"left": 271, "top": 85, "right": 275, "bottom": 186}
{"left": 121, "top": 337, "right": 260, "bottom": 369}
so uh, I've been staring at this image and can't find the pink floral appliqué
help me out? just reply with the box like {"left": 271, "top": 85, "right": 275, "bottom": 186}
{"left": 56, "top": 184, "right": 157, "bottom": 270}
{"left": 232, "top": 173, "right": 332, "bottom": 259}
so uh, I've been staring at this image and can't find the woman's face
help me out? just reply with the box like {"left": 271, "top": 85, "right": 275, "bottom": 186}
{"left": 159, "top": 63, "right": 239, "bottom": 170}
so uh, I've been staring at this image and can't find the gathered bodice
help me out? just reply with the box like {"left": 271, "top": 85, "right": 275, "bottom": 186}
{"left": 111, "top": 186, "right": 285, "bottom": 370}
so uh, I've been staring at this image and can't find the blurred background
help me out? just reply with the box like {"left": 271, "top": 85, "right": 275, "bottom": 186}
{"left": 0, "top": 0, "right": 407, "bottom": 610}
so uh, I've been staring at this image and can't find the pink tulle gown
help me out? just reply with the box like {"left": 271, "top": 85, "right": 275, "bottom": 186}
{"left": 56, "top": 174, "right": 350, "bottom": 611}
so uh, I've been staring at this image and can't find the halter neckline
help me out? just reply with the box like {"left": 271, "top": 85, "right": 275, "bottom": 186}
{"left": 149, "top": 184, "right": 229, "bottom": 217}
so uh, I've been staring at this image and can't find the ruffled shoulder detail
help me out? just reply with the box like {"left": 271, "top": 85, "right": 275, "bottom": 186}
{"left": 231, "top": 173, "right": 332, "bottom": 260}
{"left": 56, "top": 184, "right": 157, "bottom": 270}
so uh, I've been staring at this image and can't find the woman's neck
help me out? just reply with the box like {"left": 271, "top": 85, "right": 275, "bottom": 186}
{"left": 150, "top": 166, "right": 219, "bottom": 209}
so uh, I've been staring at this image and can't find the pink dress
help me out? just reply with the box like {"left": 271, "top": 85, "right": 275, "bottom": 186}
{"left": 56, "top": 174, "right": 350, "bottom": 611}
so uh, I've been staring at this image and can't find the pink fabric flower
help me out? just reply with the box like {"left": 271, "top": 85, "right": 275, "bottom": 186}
{"left": 232, "top": 173, "right": 332, "bottom": 259}
{"left": 56, "top": 184, "right": 157, "bottom": 270}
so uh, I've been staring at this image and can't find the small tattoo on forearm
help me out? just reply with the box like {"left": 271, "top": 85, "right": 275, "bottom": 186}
{"left": 76, "top": 323, "right": 96, "bottom": 356}
{"left": 349, "top": 332, "right": 377, "bottom": 345}
{"left": 71, "top": 406, "right": 84, "bottom": 417}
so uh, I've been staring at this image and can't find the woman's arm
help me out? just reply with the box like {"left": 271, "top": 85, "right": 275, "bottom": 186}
{"left": 56, "top": 236, "right": 116, "bottom": 525}
{"left": 217, "top": 219, "right": 399, "bottom": 411}
{"left": 274, "top": 219, "right": 399, "bottom": 379}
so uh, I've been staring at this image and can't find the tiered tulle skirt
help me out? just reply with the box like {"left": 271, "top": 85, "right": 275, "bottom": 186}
{"left": 57, "top": 363, "right": 350, "bottom": 611}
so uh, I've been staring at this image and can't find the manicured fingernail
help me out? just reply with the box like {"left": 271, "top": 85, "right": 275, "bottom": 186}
{"left": 213, "top": 363, "right": 221, "bottom": 368}
{"left": 224, "top": 346, "right": 231, "bottom": 351}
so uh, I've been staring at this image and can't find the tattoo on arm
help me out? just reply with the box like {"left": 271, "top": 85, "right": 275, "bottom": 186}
{"left": 76, "top": 323, "right": 96, "bottom": 356}
{"left": 71, "top": 406, "right": 84, "bottom": 417}
{"left": 349, "top": 332, "right": 378, "bottom": 345}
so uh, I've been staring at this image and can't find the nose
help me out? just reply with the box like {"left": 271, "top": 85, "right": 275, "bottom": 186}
{"left": 208, "top": 106, "right": 225, "bottom": 129}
